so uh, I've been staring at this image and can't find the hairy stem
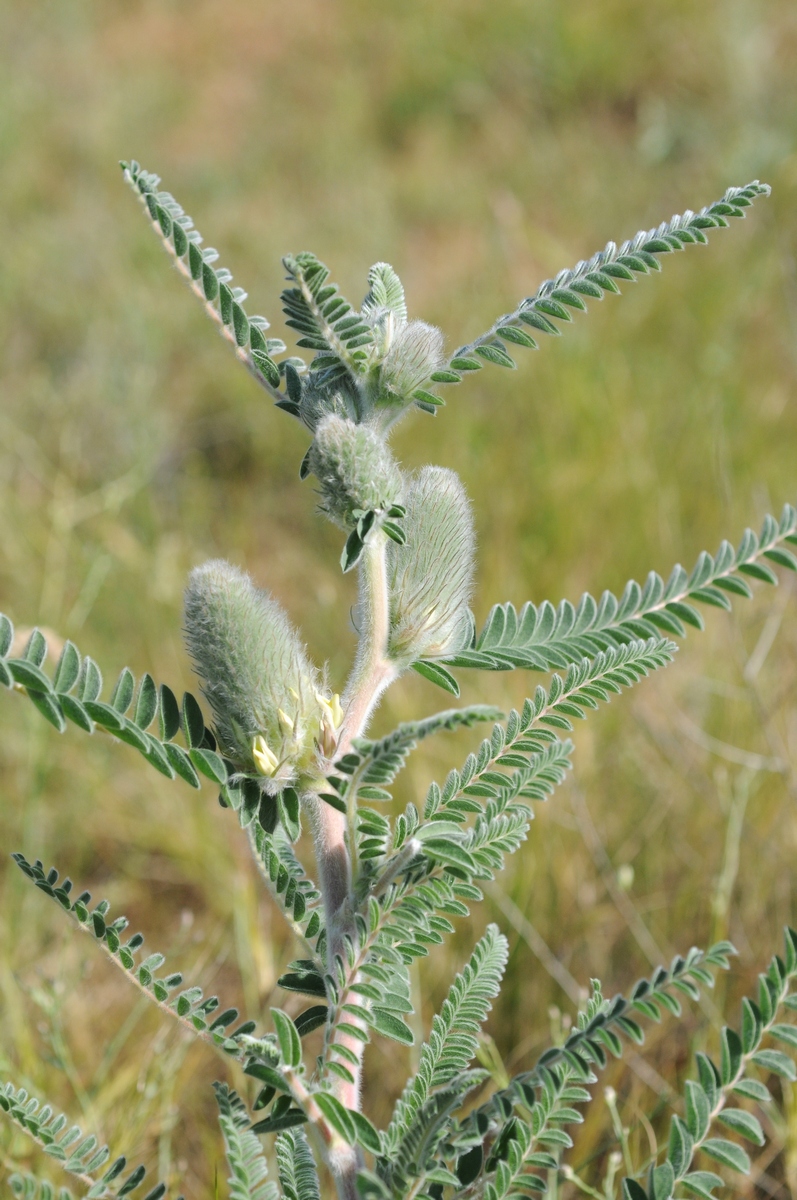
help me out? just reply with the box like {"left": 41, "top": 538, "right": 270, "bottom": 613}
{"left": 285, "top": 1068, "right": 359, "bottom": 1192}
{"left": 312, "top": 531, "right": 398, "bottom": 1148}
{"left": 309, "top": 786, "right": 352, "bottom": 935}
{"left": 311, "top": 531, "right": 395, "bottom": 910}
{"left": 314, "top": 532, "right": 396, "bottom": 927}
{"left": 335, "top": 529, "right": 397, "bottom": 894}
{"left": 338, "top": 530, "right": 397, "bottom": 758}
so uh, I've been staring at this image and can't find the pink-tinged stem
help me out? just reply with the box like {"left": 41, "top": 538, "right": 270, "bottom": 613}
{"left": 313, "top": 532, "right": 397, "bottom": 1142}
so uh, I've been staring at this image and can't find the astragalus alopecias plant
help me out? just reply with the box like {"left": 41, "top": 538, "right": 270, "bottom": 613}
{"left": 2, "top": 165, "right": 796, "bottom": 1200}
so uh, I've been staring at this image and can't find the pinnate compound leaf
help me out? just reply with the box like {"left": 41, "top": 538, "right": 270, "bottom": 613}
{"left": 9, "top": 1171, "right": 75, "bottom": 1200}
{"left": 282, "top": 251, "right": 370, "bottom": 380}
{"left": 337, "top": 704, "right": 502, "bottom": 801}
{"left": 465, "top": 941, "right": 731, "bottom": 1141}
{"left": 121, "top": 161, "right": 284, "bottom": 396}
{"left": 10, "top": 853, "right": 262, "bottom": 1065}
{"left": 447, "top": 183, "right": 770, "bottom": 376}
{"left": 462, "top": 505, "right": 797, "bottom": 675}
{"left": 0, "top": 1079, "right": 154, "bottom": 1198}
{"left": 385, "top": 925, "right": 508, "bottom": 1155}
{"left": 0, "top": 613, "right": 229, "bottom": 794}
{"left": 276, "top": 1129, "right": 321, "bottom": 1200}
{"left": 214, "top": 1082, "right": 278, "bottom": 1200}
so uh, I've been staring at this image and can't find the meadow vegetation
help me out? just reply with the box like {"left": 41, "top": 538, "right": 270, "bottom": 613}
{"left": 1, "top": 1, "right": 796, "bottom": 1196}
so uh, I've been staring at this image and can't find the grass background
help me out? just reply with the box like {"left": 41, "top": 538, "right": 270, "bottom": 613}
{"left": 1, "top": 0, "right": 796, "bottom": 1195}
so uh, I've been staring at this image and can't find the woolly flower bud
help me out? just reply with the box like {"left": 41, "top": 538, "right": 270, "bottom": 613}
{"left": 184, "top": 561, "right": 340, "bottom": 787}
{"left": 381, "top": 320, "right": 444, "bottom": 401}
{"left": 288, "top": 364, "right": 359, "bottom": 433}
{"left": 308, "top": 415, "right": 402, "bottom": 529}
{"left": 388, "top": 467, "right": 475, "bottom": 663}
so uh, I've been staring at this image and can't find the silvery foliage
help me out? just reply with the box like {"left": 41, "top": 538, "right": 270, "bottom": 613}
{"left": 2, "top": 167, "right": 796, "bottom": 1200}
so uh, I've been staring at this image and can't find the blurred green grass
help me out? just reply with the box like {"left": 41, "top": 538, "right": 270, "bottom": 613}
{"left": 1, "top": 0, "right": 796, "bottom": 1195}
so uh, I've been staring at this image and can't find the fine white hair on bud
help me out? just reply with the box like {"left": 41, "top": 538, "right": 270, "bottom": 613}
{"left": 308, "top": 414, "right": 403, "bottom": 529}
{"left": 184, "top": 560, "right": 335, "bottom": 787}
{"left": 387, "top": 466, "right": 476, "bottom": 663}
{"left": 380, "top": 320, "right": 444, "bottom": 401}
{"left": 295, "top": 370, "right": 360, "bottom": 433}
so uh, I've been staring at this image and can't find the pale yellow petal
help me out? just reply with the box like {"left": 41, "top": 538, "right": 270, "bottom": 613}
{"left": 252, "top": 734, "right": 279, "bottom": 777}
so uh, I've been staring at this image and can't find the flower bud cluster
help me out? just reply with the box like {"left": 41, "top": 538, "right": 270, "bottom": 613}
{"left": 184, "top": 560, "right": 342, "bottom": 790}
{"left": 285, "top": 363, "right": 360, "bottom": 434}
{"left": 387, "top": 466, "right": 475, "bottom": 664}
{"left": 380, "top": 320, "right": 444, "bottom": 403}
{"left": 308, "top": 414, "right": 403, "bottom": 530}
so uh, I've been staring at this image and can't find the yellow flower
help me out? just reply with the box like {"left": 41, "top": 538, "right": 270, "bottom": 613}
{"left": 317, "top": 690, "right": 344, "bottom": 729}
{"left": 277, "top": 708, "right": 295, "bottom": 735}
{"left": 252, "top": 734, "right": 279, "bottom": 777}
{"left": 316, "top": 690, "right": 344, "bottom": 757}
